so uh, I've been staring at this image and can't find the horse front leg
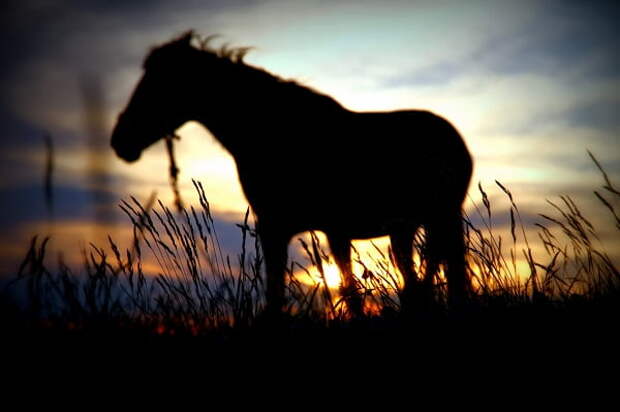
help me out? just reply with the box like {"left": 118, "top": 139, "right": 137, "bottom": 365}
{"left": 257, "top": 223, "right": 290, "bottom": 319}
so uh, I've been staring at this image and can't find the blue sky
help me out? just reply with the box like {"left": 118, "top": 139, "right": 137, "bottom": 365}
{"left": 0, "top": 0, "right": 618, "bottom": 277}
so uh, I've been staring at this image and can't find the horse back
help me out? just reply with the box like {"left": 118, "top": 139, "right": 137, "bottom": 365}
{"left": 236, "top": 108, "right": 472, "bottom": 237}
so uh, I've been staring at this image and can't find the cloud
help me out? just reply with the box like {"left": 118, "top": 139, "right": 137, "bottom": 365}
{"left": 381, "top": 0, "right": 620, "bottom": 88}
{"left": 384, "top": 60, "right": 464, "bottom": 88}
{"left": 0, "top": 183, "right": 120, "bottom": 228}
{"left": 565, "top": 99, "right": 620, "bottom": 132}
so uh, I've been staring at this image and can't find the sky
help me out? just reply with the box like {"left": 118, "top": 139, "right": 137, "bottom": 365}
{"left": 0, "top": 0, "right": 618, "bottom": 284}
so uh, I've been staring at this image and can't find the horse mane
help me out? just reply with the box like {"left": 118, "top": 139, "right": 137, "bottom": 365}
{"left": 145, "top": 31, "right": 344, "bottom": 112}
{"left": 195, "top": 34, "right": 253, "bottom": 64}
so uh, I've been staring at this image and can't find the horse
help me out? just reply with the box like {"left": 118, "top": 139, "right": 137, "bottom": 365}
{"left": 111, "top": 31, "right": 473, "bottom": 316}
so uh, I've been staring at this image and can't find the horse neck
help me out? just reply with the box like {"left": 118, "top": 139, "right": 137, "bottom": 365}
{"left": 187, "top": 62, "right": 344, "bottom": 161}
{"left": 188, "top": 70, "right": 274, "bottom": 159}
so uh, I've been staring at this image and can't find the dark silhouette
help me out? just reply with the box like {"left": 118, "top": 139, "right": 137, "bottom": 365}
{"left": 111, "top": 31, "right": 473, "bottom": 316}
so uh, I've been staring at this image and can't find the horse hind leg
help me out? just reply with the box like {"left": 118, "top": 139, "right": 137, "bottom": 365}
{"left": 390, "top": 229, "right": 421, "bottom": 312}
{"left": 426, "top": 214, "right": 469, "bottom": 307}
{"left": 422, "top": 226, "right": 440, "bottom": 301}
{"left": 327, "top": 234, "right": 363, "bottom": 317}
{"left": 445, "top": 212, "right": 469, "bottom": 306}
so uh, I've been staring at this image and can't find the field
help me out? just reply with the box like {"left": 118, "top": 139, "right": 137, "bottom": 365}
{"left": 2, "top": 154, "right": 619, "bottom": 361}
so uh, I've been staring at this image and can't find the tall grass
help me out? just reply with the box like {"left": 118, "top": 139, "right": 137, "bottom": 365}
{"left": 4, "top": 156, "right": 619, "bottom": 336}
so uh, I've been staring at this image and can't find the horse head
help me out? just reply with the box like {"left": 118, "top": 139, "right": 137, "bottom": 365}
{"left": 111, "top": 31, "right": 200, "bottom": 162}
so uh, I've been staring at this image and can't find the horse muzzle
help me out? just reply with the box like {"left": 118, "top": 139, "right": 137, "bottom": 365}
{"left": 117, "top": 147, "right": 142, "bottom": 162}
{"left": 110, "top": 115, "right": 144, "bottom": 162}
{"left": 111, "top": 133, "right": 143, "bottom": 163}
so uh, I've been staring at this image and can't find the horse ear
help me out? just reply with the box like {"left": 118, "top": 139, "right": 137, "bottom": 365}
{"left": 177, "top": 30, "right": 194, "bottom": 47}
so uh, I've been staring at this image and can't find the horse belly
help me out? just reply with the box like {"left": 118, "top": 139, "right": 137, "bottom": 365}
{"left": 311, "top": 199, "right": 423, "bottom": 239}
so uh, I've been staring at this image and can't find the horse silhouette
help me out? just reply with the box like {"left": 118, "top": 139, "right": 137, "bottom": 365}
{"left": 111, "top": 31, "right": 473, "bottom": 316}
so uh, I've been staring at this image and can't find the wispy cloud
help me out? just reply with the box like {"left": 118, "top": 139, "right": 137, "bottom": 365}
{"left": 383, "top": 0, "right": 619, "bottom": 86}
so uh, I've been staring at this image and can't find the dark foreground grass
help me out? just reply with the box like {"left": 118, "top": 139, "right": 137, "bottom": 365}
{"left": 2, "top": 157, "right": 619, "bottom": 357}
